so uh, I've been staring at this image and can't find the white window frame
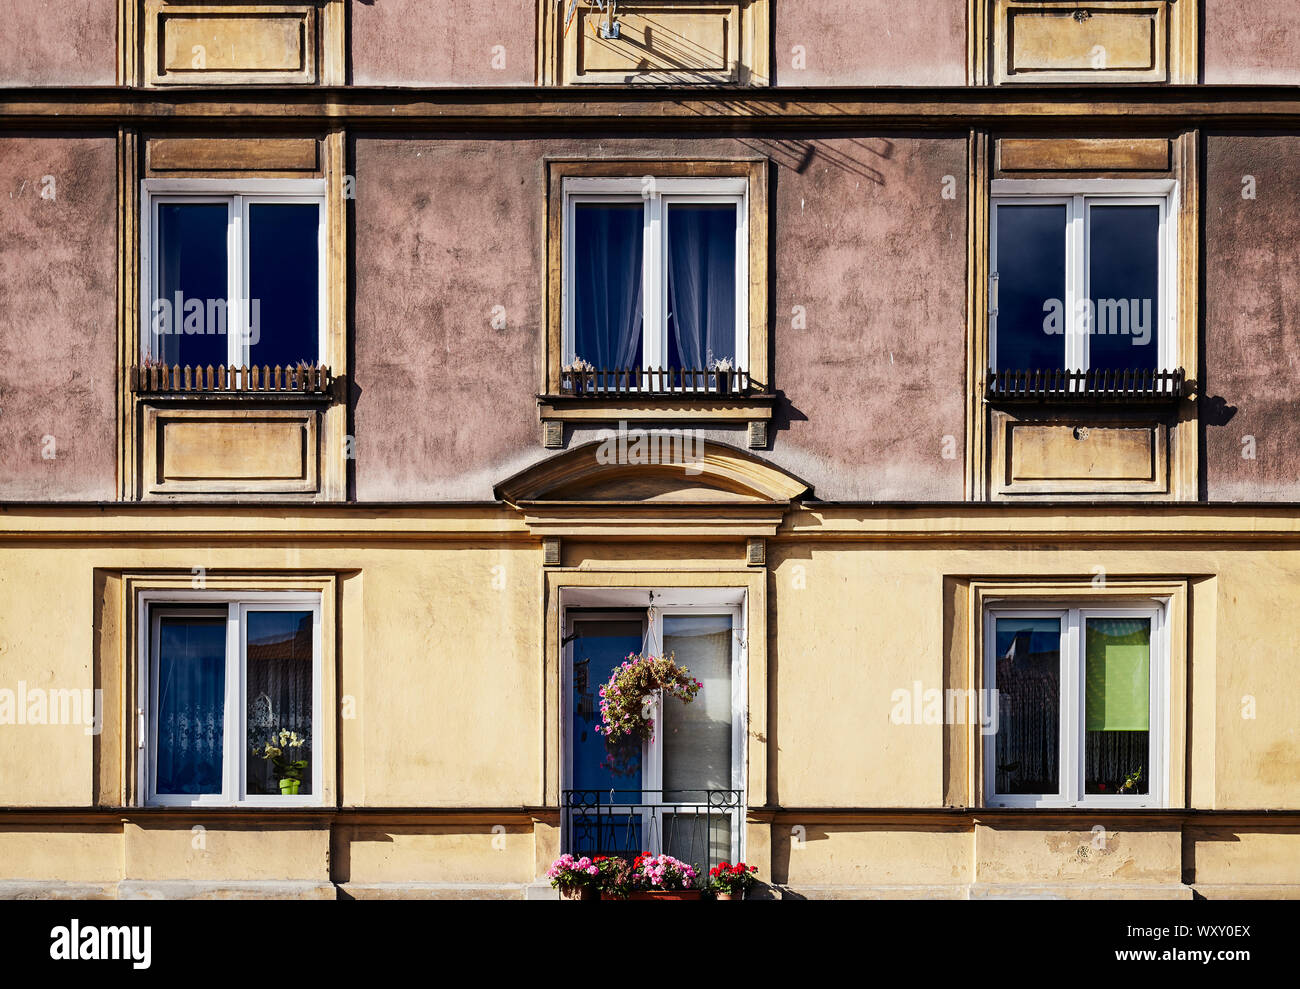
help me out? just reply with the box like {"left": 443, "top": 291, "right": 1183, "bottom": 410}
{"left": 141, "top": 178, "right": 327, "bottom": 367}
{"left": 990, "top": 179, "right": 1177, "bottom": 376}
{"left": 983, "top": 600, "right": 1169, "bottom": 810}
{"left": 138, "top": 590, "right": 324, "bottom": 808}
{"left": 559, "top": 587, "right": 747, "bottom": 862}
{"left": 561, "top": 176, "right": 749, "bottom": 380}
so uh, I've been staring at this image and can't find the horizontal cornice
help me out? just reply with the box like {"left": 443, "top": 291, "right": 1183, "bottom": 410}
{"left": 5, "top": 85, "right": 1300, "bottom": 129}
{"left": 7, "top": 502, "right": 1300, "bottom": 543}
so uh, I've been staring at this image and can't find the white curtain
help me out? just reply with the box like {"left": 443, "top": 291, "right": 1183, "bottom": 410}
{"left": 155, "top": 616, "right": 227, "bottom": 795}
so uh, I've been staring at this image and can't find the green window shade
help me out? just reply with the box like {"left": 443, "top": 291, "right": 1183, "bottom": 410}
{"left": 1085, "top": 618, "right": 1151, "bottom": 731}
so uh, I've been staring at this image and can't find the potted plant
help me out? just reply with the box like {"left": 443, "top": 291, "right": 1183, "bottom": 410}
{"left": 708, "top": 355, "right": 735, "bottom": 396}
{"left": 547, "top": 853, "right": 600, "bottom": 900}
{"left": 561, "top": 357, "right": 595, "bottom": 396}
{"left": 254, "top": 730, "right": 309, "bottom": 795}
{"left": 592, "top": 855, "right": 633, "bottom": 900}
{"left": 708, "top": 861, "right": 759, "bottom": 900}
{"left": 628, "top": 853, "right": 700, "bottom": 900}
{"left": 596, "top": 653, "right": 703, "bottom": 743}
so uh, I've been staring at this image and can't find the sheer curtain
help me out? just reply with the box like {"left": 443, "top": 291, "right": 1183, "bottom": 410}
{"left": 573, "top": 203, "right": 643, "bottom": 370}
{"left": 155, "top": 615, "right": 227, "bottom": 795}
{"left": 245, "top": 611, "right": 314, "bottom": 796}
{"left": 662, "top": 614, "right": 734, "bottom": 866}
{"left": 667, "top": 204, "right": 737, "bottom": 372}
{"left": 994, "top": 620, "right": 1061, "bottom": 796}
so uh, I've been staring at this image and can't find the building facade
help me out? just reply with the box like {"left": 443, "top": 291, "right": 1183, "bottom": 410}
{"left": 1, "top": 0, "right": 1299, "bottom": 899}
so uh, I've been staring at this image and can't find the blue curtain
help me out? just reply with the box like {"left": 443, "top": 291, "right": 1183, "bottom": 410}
{"left": 155, "top": 616, "right": 226, "bottom": 795}
{"left": 573, "top": 204, "right": 644, "bottom": 370}
{"left": 667, "top": 204, "right": 737, "bottom": 371}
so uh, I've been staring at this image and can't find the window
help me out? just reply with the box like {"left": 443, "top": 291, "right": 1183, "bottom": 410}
{"left": 563, "top": 176, "right": 748, "bottom": 388}
{"left": 990, "top": 180, "right": 1176, "bottom": 379}
{"left": 142, "top": 180, "right": 325, "bottom": 371}
{"left": 983, "top": 602, "right": 1167, "bottom": 808}
{"left": 140, "top": 592, "right": 322, "bottom": 806}
{"left": 561, "top": 590, "right": 746, "bottom": 866}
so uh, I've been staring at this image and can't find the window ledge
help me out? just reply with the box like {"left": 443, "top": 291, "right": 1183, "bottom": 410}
{"left": 986, "top": 368, "right": 1187, "bottom": 407}
{"left": 539, "top": 392, "right": 776, "bottom": 422}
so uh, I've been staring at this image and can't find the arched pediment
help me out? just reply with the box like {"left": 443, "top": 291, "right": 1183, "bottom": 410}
{"left": 494, "top": 438, "right": 811, "bottom": 506}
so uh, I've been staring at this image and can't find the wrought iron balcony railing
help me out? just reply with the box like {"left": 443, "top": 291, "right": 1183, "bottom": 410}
{"left": 987, "top": 367, "right": 1185, "bottom": 403}
{"left": 561, "top": 789, "right": 743, "bottom": 876}
{"left": 559, "top": 367, "right": 750, "bottom": 397}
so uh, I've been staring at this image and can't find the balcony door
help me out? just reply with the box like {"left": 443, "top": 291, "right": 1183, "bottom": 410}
{"left": 562, "top": 593, "right": 745, "bottom": 869}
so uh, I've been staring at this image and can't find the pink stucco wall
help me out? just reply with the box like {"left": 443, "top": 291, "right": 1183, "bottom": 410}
{"left": 349, "top": 0, "right": 536, "bottom": 86}
{"left": 1203, "top": 135, "right": 1300, "bottom": 501}
{"left": 773, "top": 0, "right": 966, "bottom": 86}
{"left": 1205, "top": 1, "right": 1300, "bottom": 85}
{"left": 771, "top": 135, "right": 967, "bottom": 500}
{"left": 352, "top": 134, "right": 968, "bottom": 502}
{"left": 0, "top": 0, "right": 116, "bottom": 86}
{"left": 0, "top": 136, "right": 118, "bottom": 501}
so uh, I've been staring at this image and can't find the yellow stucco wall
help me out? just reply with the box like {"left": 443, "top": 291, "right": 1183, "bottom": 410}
{"left": 0, "top": 505, "right": 1297, "bottom": 896}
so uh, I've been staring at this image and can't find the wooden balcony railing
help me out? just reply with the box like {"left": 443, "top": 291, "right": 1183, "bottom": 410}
{"left": 987, "top": 367, "right": 1185, "bottom": 403}
{"left": 130, "top": 363, "right": 332, "bottom": 395}
{"left": 559, "top": 367, "right": 750, "bottom": 397}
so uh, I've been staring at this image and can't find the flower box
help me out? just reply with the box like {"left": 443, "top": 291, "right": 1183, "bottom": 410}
{"left": 626, "top": 890, "right": 702, "bottom": 901}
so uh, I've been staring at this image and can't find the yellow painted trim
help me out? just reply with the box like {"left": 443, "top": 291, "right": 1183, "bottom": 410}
{"left": 543, "top": 157, "right": 770, "bottom": 405}
{"left": 966, "top": 578, "right": 1188, "bottom": 809}
{"left": 115, "top": 572, "right": 340, "bottom": 807}
{"left": 495, "top": 438, "right": 808, "bottom": 504}
{"left": 965, "top": 129, "right": 990, "bottom": 500}
{"left": 541, "top": 567, "right": 768, "bottom": 806}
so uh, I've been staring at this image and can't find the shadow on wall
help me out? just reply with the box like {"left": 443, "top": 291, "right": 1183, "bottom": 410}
{"left": 682, "top": 98, "right": 896, "bottom": 183}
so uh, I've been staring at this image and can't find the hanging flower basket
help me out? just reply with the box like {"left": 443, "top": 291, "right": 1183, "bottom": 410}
{"left": 596, "top": 653, "right": 703, "bottom": 742}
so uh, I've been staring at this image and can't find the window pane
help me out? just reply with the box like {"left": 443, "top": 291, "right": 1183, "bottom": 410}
{"left": 1088, "top": 205, "right": 1160, "bottom": 372}
{"left": 1085, "top": 617, "right": 1151, "bottom": 796}
{"left": 248, "top": 204, "right": 320, "bottom": 367}
{"left": 570, "top": 618, "right": 644, "bottom": 793}
{"left": 667, "top": 203, "right": 737, "bottom": 372}
{"left": 154, "top": 203, "right": 229, "bottom": 368}
{"left": 245, "top": 611, "right": 314, "bottom": 797}
{"left": 573, "top": 203, "right": 644, "bottom": 370}
{"left": 155, "top": 613, "right": 226, "bottom": 796}
{"left": 993, "top": 617, "right": 1061, "bottom": 795}
{"left": 994, "top": 204, "right": 1067, "bottom": 371}
{"left": 662, "top": 614, "right": 732, "bottom": 801}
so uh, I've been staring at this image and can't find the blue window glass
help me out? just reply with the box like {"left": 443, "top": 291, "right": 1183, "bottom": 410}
{"left": 1088, "top": 205, "right": 1160, "bottom": 372}
{"left": 994, "top": 204, "right": 1067, "bottom": 372}
{"left": 155, "top": 203, "right": 229, "bottom": 369}
{"left": 248, "top": 204, "right": 320, "bottom": 368}
{"left": 993, "top": 617, "right": 1061, "bottom": 796}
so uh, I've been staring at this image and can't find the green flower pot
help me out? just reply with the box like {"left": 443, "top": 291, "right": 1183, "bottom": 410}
{"left": 278, "top": 778, "right": 301, "bottom": 795}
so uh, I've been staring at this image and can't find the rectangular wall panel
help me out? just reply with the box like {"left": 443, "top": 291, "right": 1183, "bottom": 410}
{"left": 143, "top": 405, "right": 319, "bottom": 496}
{"left": 145, "top": 3, "right": 319, "bottom": 85}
